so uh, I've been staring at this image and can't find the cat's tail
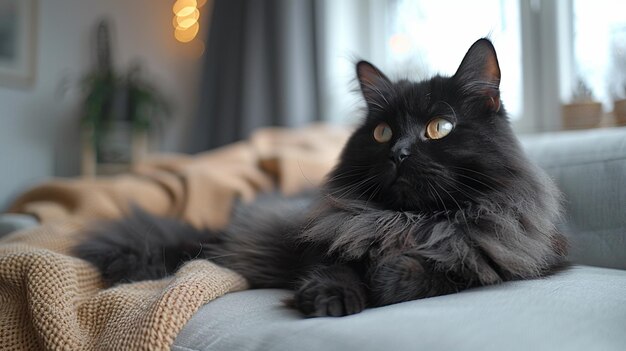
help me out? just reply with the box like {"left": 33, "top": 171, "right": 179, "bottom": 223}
{"left": 74, "top": 207, "right": 217, "bottom": 286}
{"left": 75, "top": 194, "right": 317, "bottom": 288}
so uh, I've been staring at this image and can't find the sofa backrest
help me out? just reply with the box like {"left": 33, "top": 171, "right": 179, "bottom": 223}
{"left": 520, "top": 127, "right": 626, "bottom": 270}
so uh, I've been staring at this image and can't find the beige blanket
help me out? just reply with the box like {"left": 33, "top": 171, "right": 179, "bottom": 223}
{"left": 0, "top": 124, "right": 350, "bottom": 350}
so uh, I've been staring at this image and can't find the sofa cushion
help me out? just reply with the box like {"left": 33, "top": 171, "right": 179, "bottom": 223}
{"left": 520, "top": 127, "right": 626, "bottom": 269}
{"left": 172, "top": 265, "right": 626, "bottom": 351}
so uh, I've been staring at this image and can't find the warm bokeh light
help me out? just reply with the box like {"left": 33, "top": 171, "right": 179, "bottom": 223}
{"left": 172, "top": 0, "right": 197, "bottom": 15}
{"left": 172, "top": 0, "right": 210, "bottom": 52}
{"left": 176, "top": 6, "right": 196, "bottom": 17}
{"left": 173, "top": 0, "right": 203, "bottom": 44}
{"left": 389, "top": 33, "right": 412, "bottom": 55}
{"left": 174, "top": 22, "right": 200, "bottom": 43}
{"left": 173, "top": 8, "right": 200, "bottom": 29}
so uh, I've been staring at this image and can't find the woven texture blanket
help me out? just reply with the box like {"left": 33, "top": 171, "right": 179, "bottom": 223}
{"left": 0, "top": 124, "right": 350, "bottom": 350}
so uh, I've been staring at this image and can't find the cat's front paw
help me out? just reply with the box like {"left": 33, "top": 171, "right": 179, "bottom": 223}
{"left": 369, "top": 253, "right": 429, "bottom": 306}
{"left": 292, "top": 279, "right": 366, "bottom": 317}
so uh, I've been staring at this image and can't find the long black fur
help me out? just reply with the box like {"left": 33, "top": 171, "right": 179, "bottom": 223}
{"left": 75, "top": 39, "right": 568, "bottom": 317}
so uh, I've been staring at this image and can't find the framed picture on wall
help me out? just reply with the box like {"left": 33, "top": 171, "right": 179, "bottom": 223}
{"left": 0, "top": 0, "right": 37, "bottom": 88}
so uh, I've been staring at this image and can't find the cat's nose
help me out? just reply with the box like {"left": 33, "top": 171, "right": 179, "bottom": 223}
{"left": 390, "top": 148, "right": 411, "bottom": 165}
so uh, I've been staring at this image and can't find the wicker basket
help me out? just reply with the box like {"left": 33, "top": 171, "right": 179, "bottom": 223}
{"left": 562, "top": 102, "right": 603, "bottom": 130}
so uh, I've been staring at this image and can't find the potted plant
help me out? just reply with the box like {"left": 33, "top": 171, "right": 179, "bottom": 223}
{"left": 609, "top": 27, "right": 626, "bottom": 127}
{"left": 81, "top": 20, "right": 171, "bottom": 176}
{"left": 562, "top": 78, "right": 603, "bottom": 130}
{"left": 613, "top": 83, "right": 626, "bottom": 126}
{"left": 81, "top": 66, "right": 171, "bottom": 175}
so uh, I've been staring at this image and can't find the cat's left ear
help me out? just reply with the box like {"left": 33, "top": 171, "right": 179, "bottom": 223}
{"left": 453, "top": 38, "right": 501, "bottom": 112}
{"left": 356, "top": 61, "right": 392, "bottom": 110}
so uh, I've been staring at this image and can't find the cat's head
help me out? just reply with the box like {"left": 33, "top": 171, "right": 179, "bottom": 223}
{"left": 327, "top": 38, "right": 526, "bottom": 212}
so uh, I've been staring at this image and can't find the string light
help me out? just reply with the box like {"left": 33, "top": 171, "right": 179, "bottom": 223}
{"left": 174, "top": 22, "right": 199, "bottom": 43}
{"left": 173, "top": 0, "right": 207, "bottom": 43}
{"left": 173, "top": 8, "right": 200, "bottom": 29}
{"left": 173, "top": 0, "right": 197, "bottom": 16}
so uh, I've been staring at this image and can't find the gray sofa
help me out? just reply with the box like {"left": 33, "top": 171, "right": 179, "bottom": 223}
{"left": 173, "top": 127, "right": 626, "bottom": 351}
{"left": 2, "top": 128, "right": 625, "bottom": 351}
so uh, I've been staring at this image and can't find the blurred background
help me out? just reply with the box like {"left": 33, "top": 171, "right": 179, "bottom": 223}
{"left": 0, "top": 0, "right": 625, "bottom": 207}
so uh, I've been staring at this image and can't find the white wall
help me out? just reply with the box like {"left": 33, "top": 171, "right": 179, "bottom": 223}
{"left": 0, "top": 0, "right": 206, "bottom": 208}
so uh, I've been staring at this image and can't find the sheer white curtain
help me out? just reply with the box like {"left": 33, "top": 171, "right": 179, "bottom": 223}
{"left": 316, "top": 0, "right": 388, "bottom": 125}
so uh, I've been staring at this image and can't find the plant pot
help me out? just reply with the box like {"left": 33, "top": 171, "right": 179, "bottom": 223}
{"left": 81, "top": 123, "right": 150, "bottom": 177}
{"left": 97, "top": 120, "right": 133, "bottom": 165}
{"left": 561, "top": 101, "right": 603, "bottom": 130}
{"left": 613, "top": 99, "right": 626, "bottom": 126}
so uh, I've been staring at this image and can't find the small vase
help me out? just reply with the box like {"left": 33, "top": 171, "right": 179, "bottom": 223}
{"left": 97, "top": 120, "right": 133, "bottom": 165}
{"left": 81, "top": 122, "right": 150, "bottom": 176}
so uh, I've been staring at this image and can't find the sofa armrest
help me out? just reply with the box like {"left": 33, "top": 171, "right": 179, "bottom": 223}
{"left": 0, "top": 214, "right": 38, "bottom": 238}
{"left": 520, "top": 127, "right": 626, "bottom": 269}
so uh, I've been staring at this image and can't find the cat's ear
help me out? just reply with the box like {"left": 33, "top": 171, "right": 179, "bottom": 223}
{"left": 453, "top": 38, "right": 501, "bottom": 112}
{"left": 356, "top": 61, "right": 392, "bottom": 110}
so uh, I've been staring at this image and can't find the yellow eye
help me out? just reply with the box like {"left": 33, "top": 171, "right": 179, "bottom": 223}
{"left": 426, "top": 117, "right": 453, "bottom": 140}
{"left": 373, "top": 122, "right": 392, "bottom": 143}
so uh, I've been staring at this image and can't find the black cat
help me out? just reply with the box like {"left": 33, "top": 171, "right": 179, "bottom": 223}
{"left": 75, "top": 39, "right": 568, "bottom": 317}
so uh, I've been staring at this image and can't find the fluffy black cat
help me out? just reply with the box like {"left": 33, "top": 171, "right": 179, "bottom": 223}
{"left": 75, "top": 39, "right": 568, "bottom": 317}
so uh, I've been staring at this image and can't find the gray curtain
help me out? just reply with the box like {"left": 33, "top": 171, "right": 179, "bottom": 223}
{"left": 189, "top": 0, "right": 321, "bottom": 152}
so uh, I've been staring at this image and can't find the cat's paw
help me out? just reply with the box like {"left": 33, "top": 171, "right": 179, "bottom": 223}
{"left": 292, "top": 279, "right": 366, "bottom": 317}
{"left": 369, "top": 253, "right": 429, "bottom": 306}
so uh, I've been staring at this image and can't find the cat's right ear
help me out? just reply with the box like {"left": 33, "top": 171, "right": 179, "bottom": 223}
{"left": 453, "top": 38, "right": 501, "bottom": 112}
{"left": 356, "top": 61, "right": 392, "bottom": 110}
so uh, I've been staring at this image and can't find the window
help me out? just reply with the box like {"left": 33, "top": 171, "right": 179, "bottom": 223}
{"left": 317, "top": 0, "right": 626, "bottom": 132}
{"left": 385, "top": 0, "right": 523, "bottom": 118}
{"left": 573, "top": 0, "right": 626, "bottom": 107}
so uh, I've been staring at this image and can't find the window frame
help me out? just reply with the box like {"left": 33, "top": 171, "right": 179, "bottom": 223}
{"left": 515, "top": 0, "right": 575, "bottom": 133}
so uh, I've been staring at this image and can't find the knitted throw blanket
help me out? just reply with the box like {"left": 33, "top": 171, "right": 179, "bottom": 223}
{"left": 0, "top": 125, "right": 350, "bottom": 350}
